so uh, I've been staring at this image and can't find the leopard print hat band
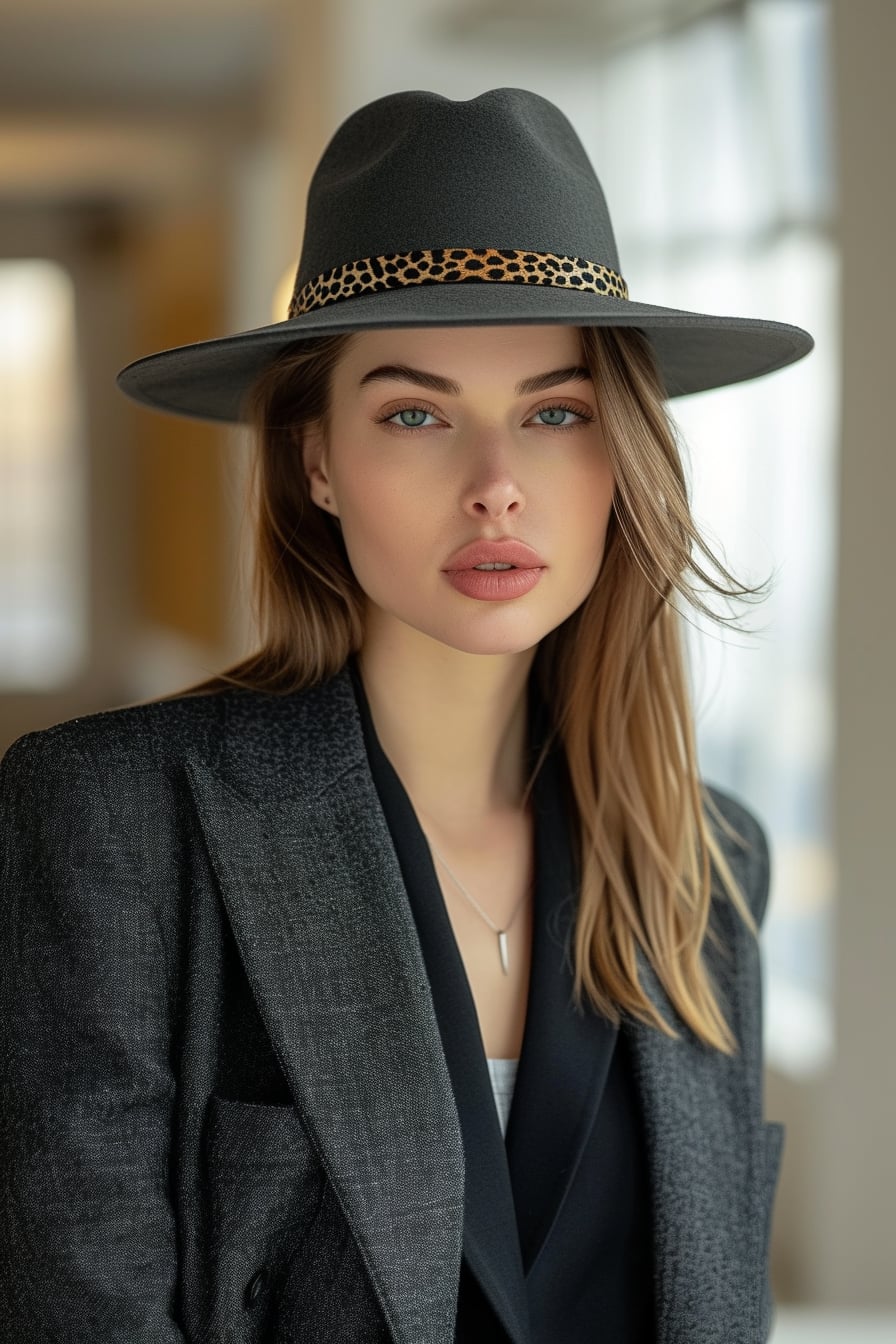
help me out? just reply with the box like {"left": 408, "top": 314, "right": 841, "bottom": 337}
{"left": 288, "top": 247, "right": 629, "bottom": 319}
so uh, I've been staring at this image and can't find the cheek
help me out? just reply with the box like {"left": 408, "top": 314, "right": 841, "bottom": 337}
{"left": 332, "top": 470, "right": 426, "bottom": 584}
{"left": 565, "top": 456, "right": 616, "bottom": 559}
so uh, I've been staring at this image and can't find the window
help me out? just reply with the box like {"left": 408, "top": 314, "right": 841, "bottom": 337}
{"left": 578, "top": 0, "right": 836, "bottom": 1075}
{"left": 0, "top": 259, "right": 88, "bottom": 689}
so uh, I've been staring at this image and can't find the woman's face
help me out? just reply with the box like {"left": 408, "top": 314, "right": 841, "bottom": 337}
{"left": 303, "top": 324, "right": 615, "bottom": 657}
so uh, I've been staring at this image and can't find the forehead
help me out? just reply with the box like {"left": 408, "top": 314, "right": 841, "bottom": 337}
{"left": 335, "top": 323, "right": 586, "bottom": 384}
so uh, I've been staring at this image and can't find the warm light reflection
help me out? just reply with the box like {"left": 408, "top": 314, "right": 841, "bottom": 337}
{"left": 0, "top": 259, "right": 86, "bottom": 688}
{"left": 272, "top": 260, "right": 297, "bottom": 321}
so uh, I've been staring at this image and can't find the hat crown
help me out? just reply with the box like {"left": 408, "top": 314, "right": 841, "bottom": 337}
{"left": 295, "top": 87, "right": 622, "bottom": 287}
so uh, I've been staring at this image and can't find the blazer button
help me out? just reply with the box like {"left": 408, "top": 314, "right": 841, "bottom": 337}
{"left": 244, "top": 1267, "right": 269, "bottom": 1308}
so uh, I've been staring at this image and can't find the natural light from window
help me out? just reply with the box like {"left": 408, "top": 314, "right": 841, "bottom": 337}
{"left": 0, "top": 259, "right": 87, "bottom": 690}
{"left": 575, "top": 0, "right": 837, "bottom": 1078}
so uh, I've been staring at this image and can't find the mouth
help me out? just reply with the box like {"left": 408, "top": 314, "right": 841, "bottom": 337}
{"left": 443, "top": 564, "right": 544, "bottom": 602}
{"left": 442, "top": 538, "right": 547, "bottom": 572}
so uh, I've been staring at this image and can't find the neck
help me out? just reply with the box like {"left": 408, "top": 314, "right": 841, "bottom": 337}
{"left": 356, "top": 621, "right": 535, "bottom": 830}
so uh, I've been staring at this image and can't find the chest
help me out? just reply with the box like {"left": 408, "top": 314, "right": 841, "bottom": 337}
{"left": 426, "top": 809, "right": 535, "bottom": 1060}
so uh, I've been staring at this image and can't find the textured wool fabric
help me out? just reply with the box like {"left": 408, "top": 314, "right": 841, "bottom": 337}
{"left": 0, "top": 662, "right": 784, "bottom": 1343}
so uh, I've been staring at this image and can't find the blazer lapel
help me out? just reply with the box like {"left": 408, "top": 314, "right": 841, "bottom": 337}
{"left": 511, "top": 723, "right": 770, "bottom": 1343}
{"left": 183, "top": 668, "right": 465, "bottom": 1344}
{"left": 510, "top": 759, "right": 770, "bottom": 1343}
{"left": 352, "top": 666, "right": 531, "bottom": 1344}
{"left": 505, "top": 733, "right": 619, "bottom": 1280}
{"left": 353, "top": 657, "right": 619, "bottom": 1341}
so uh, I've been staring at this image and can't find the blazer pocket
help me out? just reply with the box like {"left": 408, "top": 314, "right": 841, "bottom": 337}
{"left": 201, "top": 1095, "right": 329, "bottom": 1325}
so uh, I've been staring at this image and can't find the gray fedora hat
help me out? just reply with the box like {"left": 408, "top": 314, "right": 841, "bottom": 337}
{"left": 116, "top": 87, "right": 814, "bottom": 424}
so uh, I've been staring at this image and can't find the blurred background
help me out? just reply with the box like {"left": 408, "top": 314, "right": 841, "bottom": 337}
{"left": 0, "top": 0, "right": 892, "bottom": 1337}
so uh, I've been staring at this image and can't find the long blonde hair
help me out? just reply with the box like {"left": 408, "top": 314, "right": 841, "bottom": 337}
{"left": 173, "top": 324, "right": 766, "bottom": 1055}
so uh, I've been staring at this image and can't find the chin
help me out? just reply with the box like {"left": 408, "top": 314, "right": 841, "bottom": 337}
{"left": 442, "top": 637, "right": 541, "bottom": 658}
{"left": 363, "top": 592, "right": 569, "bottom": 658}
{"left": 415, "top": 616, "right": 550, "bottom": 658}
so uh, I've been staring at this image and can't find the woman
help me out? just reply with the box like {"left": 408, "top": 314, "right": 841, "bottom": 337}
{"left": 0, "top": 89, "right": 812, "bottom": 1343}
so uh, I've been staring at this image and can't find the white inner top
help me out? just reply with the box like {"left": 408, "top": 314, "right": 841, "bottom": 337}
{"left": 485, "top": 1056, "right": 519, "bottom": 1137}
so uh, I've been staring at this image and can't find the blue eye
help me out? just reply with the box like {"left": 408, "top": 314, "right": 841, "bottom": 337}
{"left": 390, "top": 407, "right": 436, "bottom": 428}
{"left": 535, "top": 406, "right": 580, "bottom": 427}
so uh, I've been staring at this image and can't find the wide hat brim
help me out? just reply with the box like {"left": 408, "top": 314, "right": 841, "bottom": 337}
{"left": 116, "top": 280, "right": 814, "bottom": 426}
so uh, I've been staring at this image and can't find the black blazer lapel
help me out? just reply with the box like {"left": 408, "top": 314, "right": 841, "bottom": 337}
{"left": 351, "top": 665, "right": 531, "bottom": 1344}
{"left": 509, "top": 763, "right": 773, "bottom": 1343}
{"left": 351, "top": 659, "right": 619, "bottom": 1343}
{"left": 183, "top": 669, "right": 466, "bottom": 1344}
{"left": 513, "top": 736, "right": 774, "bottom": 1344}
{"left": 505, "top": 735, "right": 619, "bottom": 1278}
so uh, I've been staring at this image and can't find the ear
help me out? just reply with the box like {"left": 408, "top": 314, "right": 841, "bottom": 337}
{"left": 301, "top": 421, "right": 340, "bottom": 518}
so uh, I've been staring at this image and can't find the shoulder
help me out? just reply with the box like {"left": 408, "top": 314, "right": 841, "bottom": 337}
{"left": 0, "top": 692, "right": 239, "bottom": 862}
{"left": 703, "top": 782, "right": 772, "bottom": 930}
{"left": 0, "top": 667, "right": 362, "bottom": 815}
{"left": 1, "top": 688, "right": 234, "bottom": 784}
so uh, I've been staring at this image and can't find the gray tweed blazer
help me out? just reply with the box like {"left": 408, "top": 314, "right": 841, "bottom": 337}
{"left": 0, "top": 663, "right": 784, "bottom": 1343}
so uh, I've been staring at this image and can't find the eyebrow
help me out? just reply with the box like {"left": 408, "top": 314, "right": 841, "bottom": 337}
{"left": 357, "top": 363, "right": 592, "bottom": 397}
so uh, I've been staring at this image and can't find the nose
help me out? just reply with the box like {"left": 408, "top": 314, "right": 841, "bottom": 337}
{"left": 460, "top": 438, "right": 526, "bottom": 521}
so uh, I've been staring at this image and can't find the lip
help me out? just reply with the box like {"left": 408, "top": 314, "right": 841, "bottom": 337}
{"left": 442, "top": 538, "right": 546, "bottom": 572}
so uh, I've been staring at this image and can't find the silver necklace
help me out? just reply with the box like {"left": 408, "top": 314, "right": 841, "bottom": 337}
{"left": 423, "top": 834, "right": 530, "bottom": 976}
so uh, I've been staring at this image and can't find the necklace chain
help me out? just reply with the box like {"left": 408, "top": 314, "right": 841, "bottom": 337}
{"left": 422, "top": 832, "right": 530, "bottom": 976}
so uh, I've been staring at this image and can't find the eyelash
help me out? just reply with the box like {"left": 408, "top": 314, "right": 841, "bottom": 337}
{"left": 375, "top": 400, "right": 596, "bottom": 433}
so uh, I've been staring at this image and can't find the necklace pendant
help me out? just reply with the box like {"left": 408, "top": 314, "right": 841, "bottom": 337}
{"left": 498, "top": 929, "right": 510, "bottom": 975}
